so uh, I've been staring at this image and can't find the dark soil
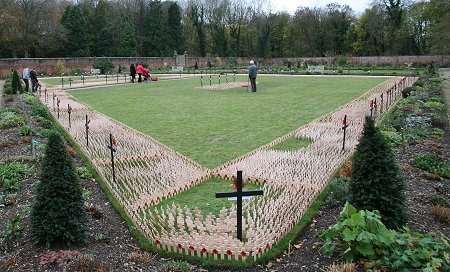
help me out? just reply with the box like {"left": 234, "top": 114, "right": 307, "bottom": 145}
{"left": 1, "top": 72, "right": 449, "bottom": 272}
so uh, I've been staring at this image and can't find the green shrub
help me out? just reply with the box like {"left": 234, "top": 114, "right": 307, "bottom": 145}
{"left": 0, "top": 215, "right": 24, "bottom": 250}
{"left": 54, "top": 60, "right": 65, "bottom": 76}
{"left": 30, "top": 131, "right": 88, "bottom": 247}
{"left": 411, "top": 155, "right": 450, "bottom": 179}
{"left": 381, "top": 130, "right": 403, "bottom": 146}
{"left": 70, "top": 68, "right": 85, "bottom": 75}
{"left": 349, "top": 117, "right": 408, "bottom": 229}
{"left": 20, "top": 125, "right": 35, "bottom": 136}
{"left": 93, "top": 59, "right": 114, "bottom": 74}
{"left": 429, "top": 194, "right": 449, "bottom": 207}
{"left": 430, "top": 113, "right": 447, "bottom": 128}
{"left": 325, "top": 177, "right": 349, "bottom": 208}
{"left": 21, "top": 93, "right": 36, "bottom": 105}
{"left": 31, "top": 101, "right": 51, "bottom": 119}
{"left": 0, "top": 112, "right": 25, "bottom": 129}
{"left": 40, "top": 119, "right": 54, "bottom": 129}
{"left": 160, "top": 260, "right": 192, "bottom": 272}
{"left": 425, "top": 101, "right": 447, "bottom": 112}
{"left": 10, "top": 70, "right": 21, "bottom": 94}
{"left": 0, "top": 107, "right": 21, "bottom": 114}
{"left": 402, "top": 87, "right": 413, "bottom": 98}
{"left": 0, "top": 162, "right": 32, "bottom": 192}
{"left": 320, "top": 204, "right": 450, "bottom": 271}
{"left": 381, "top": 229, "right": 449, "bottom": 271}
{"left": 319, "top": 203, "right": 395, "bottom": 261}
{"left": 431, "top": 128, "right": 444, "bottom": 141}
{"left": 76, "top": 166, "right": 92, "bottom": 179}
{"left": 39, "top": 128, "right": 54, "bottom": 138}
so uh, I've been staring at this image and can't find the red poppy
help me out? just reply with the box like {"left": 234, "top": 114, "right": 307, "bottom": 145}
{"left": 212, "top": 249, "right": 219, "bottom": 254}
{"left": 241, "top": 251, "right": 247, "bottom": 257}
{"left": 226, "top": 250, "right": 232, "bottom": 255}
{"left": 155, "top": 240, "right": 161, "bottom": 244}
{"left": 189, "top": 245, "right": 195, "bottom": 251}
{"left": 177, "top": 244, "right": 182, "bottom": 249}
{"left": 201, "top": 248, "right": 207, "bottom": 253}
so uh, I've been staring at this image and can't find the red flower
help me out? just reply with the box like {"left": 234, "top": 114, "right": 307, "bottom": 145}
{"left": 266, "top": 243, "right": 270, "bottom": 249}
{"left": 155, "top": 240, "right": 161, "bottom": 244}
{"left": 189, "top": 245, "right": 195, "bottom": 251}
{"left": 258, "top": 248, "right": 262, "bottom": 253}
{"left": 241, "top": 251, "right": 247, "bottom": 257}
{"left": 226, "top": 250, "right": 232, "bottom": 256}
{"left": 177, "top": 244, "right": 182, "bottom": 249}
{"left": 201, "top": 248, "right": 207, "bottom": 253}
{"left": 212, "top": 249, "right": 219, "bottom": 254}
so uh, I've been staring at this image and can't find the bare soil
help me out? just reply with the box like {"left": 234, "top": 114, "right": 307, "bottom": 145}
{"left": 0, "top": 71, "right": 449, "bottom": 271}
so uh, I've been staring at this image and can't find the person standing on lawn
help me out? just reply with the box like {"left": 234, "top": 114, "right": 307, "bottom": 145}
{"left": 130, "top": 64, "right": 136, "bottom": 83}
{"left": 248, "top": 60, "right": 257, "bottom": 92}
{"left": 22, "top": 67, "right": 30, "bottom": 92}
{"left": 30, "top": 68, "right": 38, "bottom": 93}
{"left": 136, "top": 63, "right": 144, "bottom": 82}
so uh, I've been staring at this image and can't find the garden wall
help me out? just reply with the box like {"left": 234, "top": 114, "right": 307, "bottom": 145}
{"left": 0, "top": 55, "right": 448, "bottom": 77}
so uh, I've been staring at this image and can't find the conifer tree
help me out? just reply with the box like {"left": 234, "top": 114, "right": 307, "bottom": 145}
{"left": 11, "top": 69, "right": 21, "bottom": 94}
{"left": 30, "top": 131, "right": 88, "bottom": 247}
{"left": 349, "top": 116, "right": 408, "bottom": 229}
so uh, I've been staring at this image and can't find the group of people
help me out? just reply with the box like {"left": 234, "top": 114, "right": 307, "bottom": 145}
{"left": 22, "top": 67, "right": 39, "bottom": 93}
{"left": 130, "top": 63, "right": 151, "bottom": 83}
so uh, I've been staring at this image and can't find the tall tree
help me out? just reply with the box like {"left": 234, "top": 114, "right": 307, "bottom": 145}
{"left": 167, "top": 2, "right": 183, "bottom": 54}
{"left": 116, "top": 22, "right": 138, "bottom": 56}
{"left": 187, "top": 3, "right": 206, "bottom": 56}
{"left": 425, "top": 0, "right": 450, "bottom": 54}
{"left": 61, "top": 5, "right": 91, "bottom": 56}
{"left": 349, "top": 116, "right": 408, "bottom": 230}
{"left": 30, "top": 131, "right": 88, "bottom": 247}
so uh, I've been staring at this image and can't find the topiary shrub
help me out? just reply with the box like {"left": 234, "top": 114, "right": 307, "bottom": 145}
{"left": 30, "top": 131, "right": 88, "bottom": 247}
{"left": 349, "top": 116, "right": 408, "bottom": 229}
{"left": 10, "top": 70, "right": 22, "bottom": 94}
{"left": 401, "top": 87, "right": 413, "bottom": 98}
{"left": 93, "top": 59, "right": 114, "bottom": 74}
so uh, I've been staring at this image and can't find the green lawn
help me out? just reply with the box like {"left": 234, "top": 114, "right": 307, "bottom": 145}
{"left": 154, "top": 178, "right": 262, "bottom": 217}
{"left": 70, "top": 75, "right": 388, "bottom": 168}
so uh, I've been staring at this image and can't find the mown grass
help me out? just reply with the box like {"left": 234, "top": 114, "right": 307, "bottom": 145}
{"left": 154, "top": 178, "right": 262, "bottom": 217}
{"left": 270, "top": 137, "right": 313, "bottom": 151}
{"left": 70, "top": 75, "right": 387, "bottom": 168}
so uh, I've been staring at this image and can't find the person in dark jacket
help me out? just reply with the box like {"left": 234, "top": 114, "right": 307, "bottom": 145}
{"left": 30, "top": 68, "right": 38, "bottom": 93}
{"left": 130, "top": 64, "right": 136, "bottom": 82}
{"left": 248, "top": 60, "right": 257, "bottom": 92}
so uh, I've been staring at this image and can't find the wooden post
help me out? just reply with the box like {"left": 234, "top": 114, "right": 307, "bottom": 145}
{"left": 85, "top": 115, "right": 90, "bottom": 147}
{"left": 107, "top": 133, "right": 117, "bottom": 184}
{"left": 342, "top": 115, "right": 349, "bottom": 150}
{"left": 68, "top": 104, "right": 72, "bottom": 128}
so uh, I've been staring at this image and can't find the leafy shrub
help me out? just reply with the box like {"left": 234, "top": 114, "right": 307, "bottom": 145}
{"left": 54, "top": 60, "right": 65, "bottom": 76}
{"left": 95, "top": 233, "right": 110, "bottom": 243}
{"left": 93, "top": 59, "right": 114, "bottom": 74}
{"left": 411, "top": 155, "right": 450, "bottom": 179}
{"left": 20, "top": 125, "right": 35, "bottom": 136}
{"left": 76, "top": 166, "right": 92, "bottom": 179}
{"left": 21, "top": 93, "right": 36, "bottom": 105}
{"left": 32, "top": 101, "right": 51, "bottom": 119}
{"left": 320, "top": 204, "right": 450, "bottom": 271}
{"left": 0, "top": 215, "right": 24, "bottom": 250}
{"left": 0, "top": 162, "right": 32, "bottom": 192}
{"left": 430, "top": 113, "right": 447, "bottom": 128}
{"left": 425, "top": 101, "right": 447, "bottom": 112}
{"left": 319, "top": 203, "right": 395, "bottom": 261}
{"left": 0, "top": 107, "right": 21, "bottom": 114}
{"left": 325, "top": 177, "right": 349, "bottom": 208}
{"left": 350, "top": 117, "right": 408, "bottom": 229}
{"left": 30, "top": 131, "right": 88, "bottom": 247}
{"left": 0, "top": 112, "right": 25, "bottom": 129}
{"left": 432, "top": 128, "right": 444, "bottom": 141}
{"left": 381, "top": 229, "right": 449, "bottom": 271}
{"left": 402, "top": 87, "right": 413, "bottom": 98}
{"left": 40, "top": 119, "right": 54, "bottom": 129}
{"left": 39, "top": 128, "right": 54, "bottom": 138}
{"left": 381, "top": 129, "right": 403, "bottom": 146}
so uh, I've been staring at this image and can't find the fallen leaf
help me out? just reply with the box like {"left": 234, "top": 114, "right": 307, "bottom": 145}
{"left": 276, "top": 258, "right": 282, "bottom": 263}
{"left": 294, "top": 243, "right": 302, "bottom": 249}
{"left": 266, "top": 262, "right": 273, "bottom": 269}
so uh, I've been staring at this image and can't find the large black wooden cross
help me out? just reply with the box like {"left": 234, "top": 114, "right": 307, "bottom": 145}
{"left": 215, "top": 170, "right": 263, "bottom": 241}
{"left": 107, "top": 133, "right": 117, "bottom": 183}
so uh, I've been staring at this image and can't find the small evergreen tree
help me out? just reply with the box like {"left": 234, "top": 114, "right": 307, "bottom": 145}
{"left": 30, "top": 131, "right": 88, "bottom": 247}
{"left": 349, "top": 116, "right": 408, "bottom": 229}
{"left": 11, "top": 70, "right": 21, "bottom": 94}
